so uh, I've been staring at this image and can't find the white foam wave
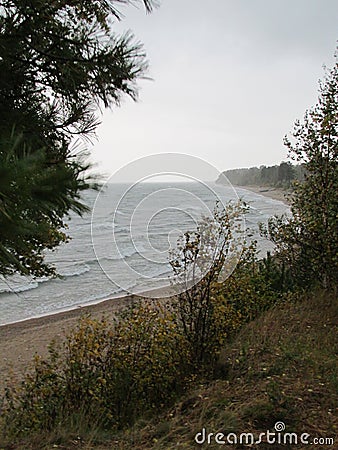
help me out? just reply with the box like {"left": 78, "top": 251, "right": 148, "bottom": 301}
{"left": 0, "top": 281, "right": 39, "bottom": 294}
{"left": 58, "top": 264, "right": 91, "bottom": 278}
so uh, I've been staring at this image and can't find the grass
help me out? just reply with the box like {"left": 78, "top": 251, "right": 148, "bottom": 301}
{"left": 1, "top": 290, "right": 337, "bottom": 449}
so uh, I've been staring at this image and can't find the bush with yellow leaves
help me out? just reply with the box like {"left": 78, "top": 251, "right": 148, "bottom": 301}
{"left": 1, "top": 301, "right": 189, "bottom": 439}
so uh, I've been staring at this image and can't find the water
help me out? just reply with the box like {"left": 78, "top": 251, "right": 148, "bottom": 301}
{"left": 0, "top": 183, "right": 288, "bottom": 325}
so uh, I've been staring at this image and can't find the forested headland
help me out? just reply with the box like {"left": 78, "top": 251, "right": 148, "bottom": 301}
{"left": 216, "top": 161, "right": 306, "bottom": 188}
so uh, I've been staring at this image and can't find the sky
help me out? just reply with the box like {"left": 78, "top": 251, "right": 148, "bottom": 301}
{"left": 89, "top": 0, "right": 338, "bottom": 178}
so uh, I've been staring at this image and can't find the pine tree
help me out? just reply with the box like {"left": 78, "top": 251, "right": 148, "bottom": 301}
{"left": 0, "top": 0, "right": 155, "bottom": 276}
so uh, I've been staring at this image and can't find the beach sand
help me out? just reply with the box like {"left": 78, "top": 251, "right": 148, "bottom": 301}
{"left": 0, "top": 187, "right": 289, "bottom": 383}
{"left": 237, "top": 185, "right": 290, "bottom": 204}
{"left": 0, "top": 295, "right": 137, "bottom": 383}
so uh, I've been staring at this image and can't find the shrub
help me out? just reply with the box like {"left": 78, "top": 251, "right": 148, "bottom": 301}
{"left": 169, "top": 201, "right": 277, "bottom": 372}
{"left": 169, "top": 201, "right": 246, "bottom": 369}
{"left": 1, "top": 302, "right": 188, "bottom": 441}
{"left": 217, "top": 245, "right": 278, "bottom": 323}
{"left": 257, "top": 250, "right": 296, "bottom": 293}
{"left": 106, "top": 301, "right": 189, "bottom": 424}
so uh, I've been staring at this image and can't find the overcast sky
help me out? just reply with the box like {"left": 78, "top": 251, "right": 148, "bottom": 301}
{"left": 89, "top": 0, "right": 337, "bottom": 177}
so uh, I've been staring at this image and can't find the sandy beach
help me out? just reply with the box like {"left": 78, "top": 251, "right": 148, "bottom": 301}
{"left": 0, "top": 187, "right": 289, "bottom": 384}
{"left": 237, "top": 185, "right": 290, "bottom": 204}
{"left": 0, "top": 295, "right": 138, "bottom": 383}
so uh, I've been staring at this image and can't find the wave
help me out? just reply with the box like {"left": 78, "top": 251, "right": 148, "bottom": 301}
{"left": 0, "top": 263, "right": 91, "bottom": 296}
{"left": 58, "top": 264, "right": 91, "bottom": 278}
{"left": 92, "top": 222, "right": 114, "bottom": 232}
{"left": 92, "top": 222, "right": 131, "bottom": 234}
{"left": 147, "top": 267, "right": 172, "bottom": 279}
{"left": 0, "top": 281, "right": 39, "bottom": 294}
{"left": 115, "top": 226, "right": 130, "bottom": 234}
{"left": 84, "top": 248, "right": 140, "bottom": 267}
{"left": 111, "top": 210, "right": 127, "bottom": 217}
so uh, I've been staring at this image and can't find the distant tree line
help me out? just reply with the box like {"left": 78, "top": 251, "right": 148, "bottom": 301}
{"left": 217, "top": 162, "right": 306, "bottom": 188}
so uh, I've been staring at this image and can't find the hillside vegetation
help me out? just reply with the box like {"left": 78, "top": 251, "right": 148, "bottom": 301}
{"left": 1, "top": 290, "right": 336, "bottom": 449}
{"left": 114, "top": 291, "right": 337, "bottom": 450}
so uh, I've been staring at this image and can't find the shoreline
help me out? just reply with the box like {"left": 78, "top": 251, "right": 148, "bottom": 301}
{"left": 236, "top": 185, "right": 290, "bottom": 205}
{"left": 0, "top": 293, "right": 138, "bottom": 382}
{"left": 0, "top": 186, "right": 289, "bottom": 382}
{"left": 0, "top": 284, "right": 176, "bottom": 382}
{"left": 0, "top": 186, "right": 288, "bottom": 328}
